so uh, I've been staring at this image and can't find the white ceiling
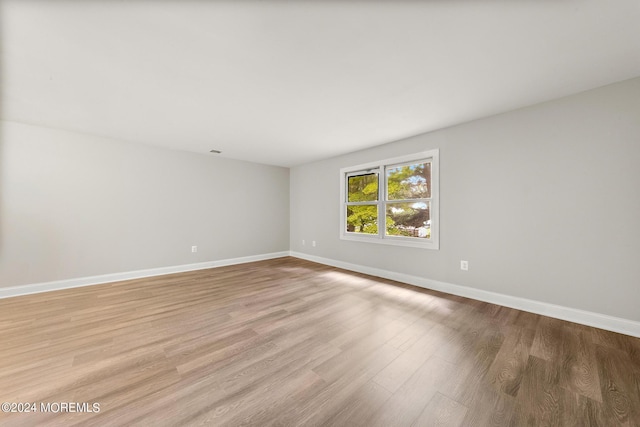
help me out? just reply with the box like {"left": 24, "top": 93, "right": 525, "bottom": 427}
{"left": 2, "top": 1, "right": 640, "bottom": 167}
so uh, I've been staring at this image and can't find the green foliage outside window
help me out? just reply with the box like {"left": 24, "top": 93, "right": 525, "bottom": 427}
{"left": 346, "top": 163, "right": 431, "bottom": 238}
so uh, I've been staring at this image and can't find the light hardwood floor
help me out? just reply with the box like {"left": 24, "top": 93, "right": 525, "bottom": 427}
{"left": 1, "top": 257, "right": 639, "bottom": 426}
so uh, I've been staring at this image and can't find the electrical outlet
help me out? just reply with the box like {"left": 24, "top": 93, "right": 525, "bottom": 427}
{"left": 312, "top": 241, "right": 316, "bottom": 247}
{"left": 460, "top": 260, "right": 468, "bottom": 271}
{"left": 191, "top": 246, "right": 198, "bottom": 253}
{"left": 302, "top": 240, "right": 306, "bottom": 246}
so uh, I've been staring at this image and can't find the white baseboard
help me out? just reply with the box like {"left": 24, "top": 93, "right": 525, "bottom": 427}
{"left": 290, "top": 251, "right": 640, "bottom": 338}
{"left": 0, "top": 251, "right": 290, "bottom": 300}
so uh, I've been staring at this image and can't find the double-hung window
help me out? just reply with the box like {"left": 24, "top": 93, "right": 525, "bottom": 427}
{"left": 340, "top": 149, "right": 439, "bottom": 249}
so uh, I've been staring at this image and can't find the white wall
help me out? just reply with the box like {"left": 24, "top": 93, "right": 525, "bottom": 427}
{"left": 290, "top": 77, "right": 640, "bottom": 322}
{"left": 0, "top": 121, "right": 290, "bottom": 288}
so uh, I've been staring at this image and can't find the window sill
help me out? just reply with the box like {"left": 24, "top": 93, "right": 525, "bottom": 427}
{"left": 340, "top": 233, "right": 439, "bottom": 250}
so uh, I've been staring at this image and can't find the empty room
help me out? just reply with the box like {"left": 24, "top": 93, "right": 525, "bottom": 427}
{"left": 1, "top": 1, "right": 639, "bottom": 426}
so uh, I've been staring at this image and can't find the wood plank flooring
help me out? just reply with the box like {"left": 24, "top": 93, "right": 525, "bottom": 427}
{"left": 1, "top": 257, "right": 639, "bottom": 426}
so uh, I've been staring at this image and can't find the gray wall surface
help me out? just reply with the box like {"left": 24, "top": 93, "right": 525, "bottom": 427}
{"left": 0, "top": 121, "right": 290, "bottom": 287}
{"left": 290, "top": 77, "right": 640, "bottom": 322}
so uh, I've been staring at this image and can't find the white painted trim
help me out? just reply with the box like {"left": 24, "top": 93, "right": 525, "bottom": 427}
{"left": 0, "top": 251, "right": 290, "bottom": 299}
{"left": 290, "top": 251, "right": 640, "bottom": 338}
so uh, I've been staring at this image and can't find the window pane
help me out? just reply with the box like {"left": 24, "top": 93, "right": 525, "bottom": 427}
{"left": 385, "top": 201, "right": 430, "bottom": 238}
{"left": 387, "top": 162, "right": 431, "bottom": 200}
{"left": 348, "top": 173, "right": 378, "bottom": 202}
{"left": 346, "top": 205, "right": 378, "bottom": 234}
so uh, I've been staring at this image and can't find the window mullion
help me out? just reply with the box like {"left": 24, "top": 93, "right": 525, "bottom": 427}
{"left": 387, "top": 198, "right": 431, "bottom": 204}
{"left": 346, "top": 201, "right": 380, "bottom": 206}
{"left": 379, "top": 166, "right": 386, "bottom": 239}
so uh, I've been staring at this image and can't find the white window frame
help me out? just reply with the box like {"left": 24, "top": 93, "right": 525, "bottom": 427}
{"left": 339, "top": 149, "right": 439, "bottom": 250}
